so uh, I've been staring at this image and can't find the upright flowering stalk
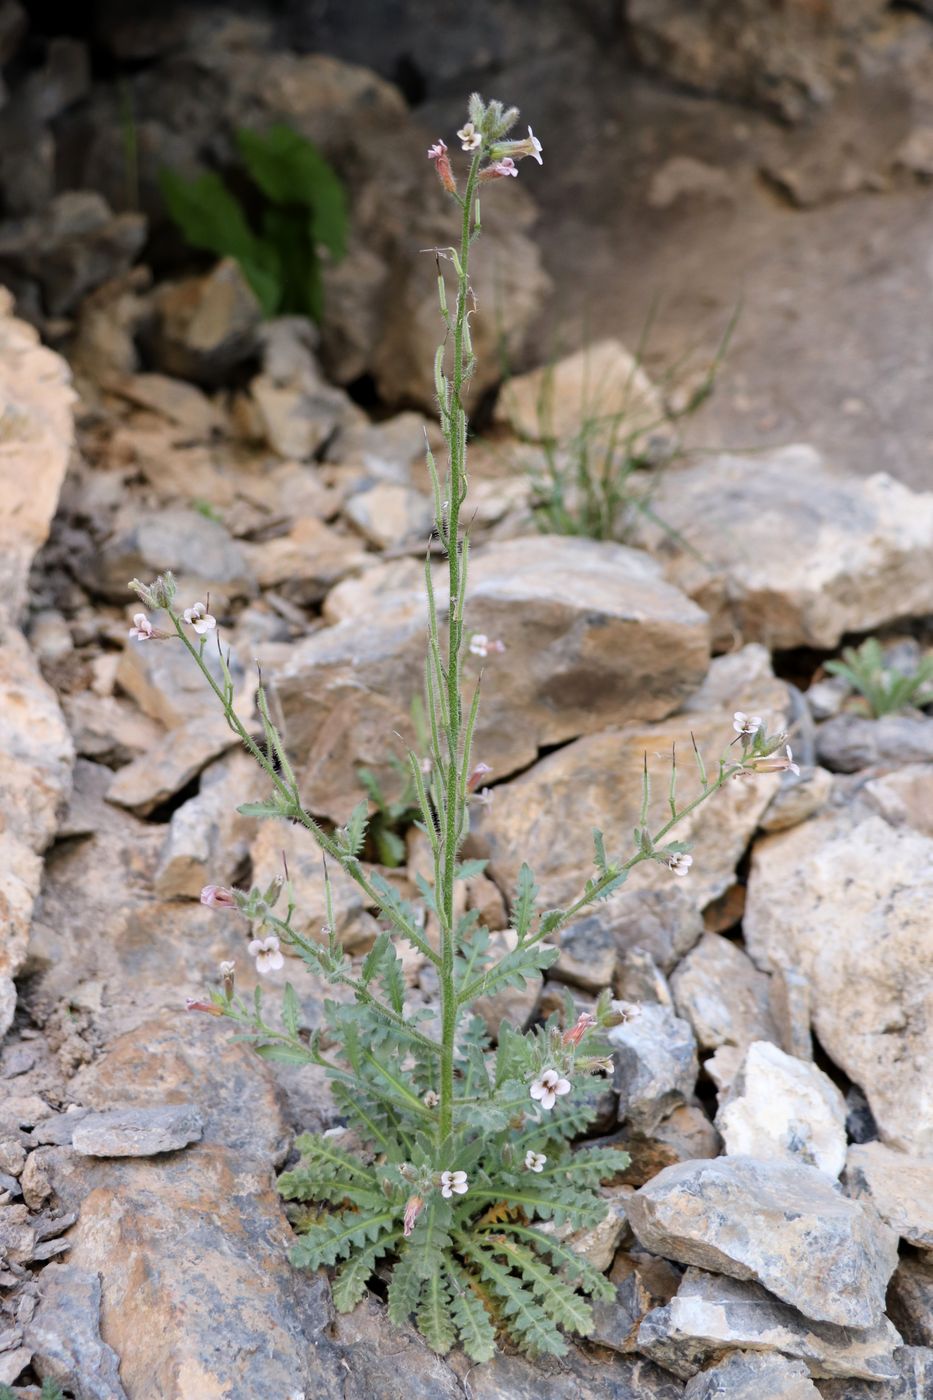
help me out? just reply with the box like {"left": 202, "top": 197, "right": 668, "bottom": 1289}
{"left": 421, "top": 95, "right": 540, "bottom": 1142}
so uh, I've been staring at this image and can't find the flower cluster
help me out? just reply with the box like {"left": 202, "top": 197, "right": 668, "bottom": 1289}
{"left": 427, "top": 94, "right": 543, "bottom": 193}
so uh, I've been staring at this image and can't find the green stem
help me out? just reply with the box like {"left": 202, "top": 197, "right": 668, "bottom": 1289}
{"left": 437, "top": 151, "right": 483, "bottom": 1144}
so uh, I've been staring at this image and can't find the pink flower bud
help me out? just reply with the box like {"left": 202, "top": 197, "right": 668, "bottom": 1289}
{"left": 562, "top": 1011, "right": 597, "bottom": 1047}
{"left": 403, "top": 1194, "right": 425, "bottom": 1237}
{"left": 185, "top": 998, "right": 222, "bottom": 1016}
{"left": 200, "top": 885, "right": 237, "bottom": 910}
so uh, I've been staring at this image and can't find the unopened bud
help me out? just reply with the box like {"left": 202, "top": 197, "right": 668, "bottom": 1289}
{"left": 403, "top": 1194, "right": 425, "bottom": 1237}
{"left": 201, "top": 885, "right": 237, "bottom": 910}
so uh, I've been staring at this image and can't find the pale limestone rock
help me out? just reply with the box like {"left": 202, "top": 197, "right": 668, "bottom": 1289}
{"left": 83, "top": 503, "right": 256, "bottom": 605}
{"left": 116, "top": 621, "right": 252, "bottom": 729}
{"left": 102, "top": 371, "right": 222, "bottom": 436}
{"left": 474, "top": 648, "right": 787, "bottom": 944}
{"left": 635, "top": 446, "right": 933, "bottom": 649}
{"left": 744, "top": 809, "right": 933, "bottom": 1155}
{"left": 816, "top": 713, "right": 933, "bottom": 773}
{"left": 153, "top": 748, "right": 259, "bottom": 898}
{"left": 105, "top": 717, "right": 238, "bottom": 815}
{"left": 671, "top": 932, "right": 779, "bottom": 1053}
{"left": 497, "top": 339, "right": 664, "bottom": 452}
{"left": 684, "top": 1351, "right": 821, "bottom": 1399}
{"left": 610, "top": 1003, "right": 699, "bottom": 1132}
{"left": 628, "top": 1156, "right": 899, "bottom": 1328}
{"left": 276, "top": 535, "right": 711, "bottom": 822}
{"left": 590, "top": 1249, "right": 681, "bottom": 1354}
{"left": 148, "top": 257, "right": 262, "bottom": 385}
{"left": 638, "top": 1266, "right": 901, "bottom": 1382}
{"left": 25, "top": 1264, "right": 127, "bottom": 1400}
{"left": 717, "top": 1041, "right": 848, "bottom": 1177}
{"left": 863, "top": 763, "right": 933, "bottom": 837}
{"left": 844, "top": 1142, "right": 933, "bottom": 1249}
{"left": 241, "top": 515, "right": 370, "bottom": 606}
{"left": 72, "top": 1104, "right": 203, "bottom": 1157}
{"left": 538, "top": 1184, "right": 633, "bottom": 1273}
{"left": 760, "top": 765, "right": 834, "bottom": 832}
{"left": 343, "top": 481, "right": 433, "bottom": 549}
{"left": 816, "top": 1346, "right": 933, "bottom": 1399}
{"left": 471, "top": 930, "right": 542, "bottom": 1036}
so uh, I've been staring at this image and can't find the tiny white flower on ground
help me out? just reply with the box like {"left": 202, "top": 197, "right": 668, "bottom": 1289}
{"left": 668, "top": 852, "right": 693, "bottom": 877}
{"left": 440, "top": 1169, "right": 469, "bottom": 1198}
{"left": 184, "top": 601, "right": 216, "bottom": 635}
{"left": 423, "top": 1089, "right": 439, "bottom": 1108}
{"left": 733, "top": 711, "right": 762, "bottom": 736}
{"left": 525, "top": 1150, "right": 547, "bottom": 1173}
{"left": 457, "top": 122, "right": 482, "bottom": 151}
{"left": 248, "top": 934, "right": 285, "bottom": 975}
{"left": 129, "top": 613, "right": 153, "bottom": 641}
{"left": 530, "top": 1068, "right": 571, "bottom": 1111}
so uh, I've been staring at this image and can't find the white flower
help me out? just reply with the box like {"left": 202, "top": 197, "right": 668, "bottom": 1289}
{"left": 668, "top": 852, "right": 693, "bottom": 877}
{"left": 129, "top": 613, "right": 153, "bottom": 641}
{"left": 423, "top": 1089, "right": 439, "bottom": 1108}
{"left": 184, "top": 601, "right": 216, "bottom": 635}
{"left": 218, "top": 960, "right": 236, "bottom": 978}
{"left": 440, "top": 1169, "right": 469, "bottom": 1198}
{"left": 525, "top": 1150, "right": 547, "bottom": 1173}
{"left": 526, "top": 126, "right": 543, "bottom": 164}
{"left": 472, "top": 786, "right": 494, "bottom": 807}
{"left": 529, "top": 1068, "right": 571, "bottom": 1111}
{"left": 492, "top": 157, "right": 519, "bottom": 178}
{"left": 248, "top": 934, "right": 284, "bottom": 975}
{"left": 469, "top": 634, "right": 506, "bottom": 658}
{"left": 733, "top": 711, "right": 762, "bottom": 737}
{"left": 457, "top": 122, "right": 482, "bottom": 151}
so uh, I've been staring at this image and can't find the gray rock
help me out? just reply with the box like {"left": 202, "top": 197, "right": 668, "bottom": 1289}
{"left": 105, "top": 718, "right": 238, "bottom": 815}
{"left": 589, "top": 1250, "right": 681, "bottom": 1355}
{"left": 82, "top": 505, "right": 255, "bottom": 604}
{"left": 744, "top": 809, "right": 933, "bottom": 1155}
{"left": 816, "top": 713, "right": 933, "bottom": 773}
{"left": 671, "top": 932, "right": 779, "bottom": 1055}
{"left": 760, "top": 765, "right": 834, "bottom": 832}
{"left": 25, "top": 1264, "right": 127, "bottom": 1400}
{"left": 843, "top": 1143, "right": 933, "bottom": 1248}
{"left": 634, "top": 447, "right": 933, "bottom": 650}
{"left": 816, "top": 1346, "right": 933, "bottom": 1398}
{"left": 610, "top": 1003, "right": 699, "bottom": 1133}
{"left": 147, "top": 258, "right": 262, "bottom": 385}
{"left": 0, "top": 191, "right": 146, "bottom": 317}
{"left": 717, "top": 1041, "right": 848, "bottom": 1178}
{"left": 863, "top": 763, "right": 933, "bottom": 838}
{"left": 276, "top": 535, "right": 711, "bottom": 823}
{"left": 552, "top": 914, "right": 619, "bottom": 993}
{"left": 343, "top": 481, "right": 433, "bottom": 549}
{"left": 627, "top": 1156, "right": 899, "bottom": 1328}
{"left": 456, "top": 1341, "right": 686, "bottom": 1398}
{"left": 71, "top": 1104, "right": 204, "bottom": 1157}
{"left": 638, "top": 1266, "right": 902, "bottom": 1382}
{"left": 684, "top": 1351, "right": 820, "bottom": 1399}
{"left": 888, "top": 1256, "right": 933, "bottom": 1347}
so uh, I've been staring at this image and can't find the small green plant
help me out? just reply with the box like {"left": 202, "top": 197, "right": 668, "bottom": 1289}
{"left": 825, "top": 638, "right": 933, "bottom": 718}
{"left": 130, "top": 95, "right": 790, "bottom": 1363}
{"left": 518, "top": 315, "right": 735, "bottom": 543}
{"left": 159, "top": 124, "right": 348, "bottom": 321}
{"left": 356, "top": 760, "right": 420, "bottom": 869}
{"left": 0, "top": 1381, "right": 65, "bottom": 1400}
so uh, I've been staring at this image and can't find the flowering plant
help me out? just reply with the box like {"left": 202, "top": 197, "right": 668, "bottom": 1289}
{"left": 129, "top": 95, "right": 789, "bottom": 1362}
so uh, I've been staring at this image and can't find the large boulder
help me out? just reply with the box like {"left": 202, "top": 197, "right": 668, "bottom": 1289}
{"left": 274, "top": 535, "right": 711, "bottom": 822}
{"left": 628, "top": 1156, "right": 899, "bottom": 1329}
{"left": 638, "top": 1266, "right": 902, "bottom": 1383}
{"left": 635, "top": 447, "right": 933, "bottom": 649}
{"left": 744, "top": 807, "right": 933, "bottom": 1156}
{"left": 0, "top": 294, "right": 75, "bottom": 1037}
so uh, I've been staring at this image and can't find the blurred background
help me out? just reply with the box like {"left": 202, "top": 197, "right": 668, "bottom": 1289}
{"left": 5, "top": 0, "right": 933, "bottom": 487}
